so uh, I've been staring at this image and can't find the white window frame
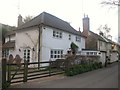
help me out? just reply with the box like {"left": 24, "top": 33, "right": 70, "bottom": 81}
{"left": 76, "top": 36, "right": 81, "bottom": 42}
{"left": 53, "top": 30, "right": 62, "bottom": 39}
{"left": 3, "top": 49, "right": 9, "bottom": 58}
{"left": 94, "top": 52, "right": 97, "bottom": 55}
{"left": 24, "top": 49, "right": 31, "bottom": 62}
{"left": 69, "top": 34, "right": 71, "bottom": 40}
{"left": 50, "top": 49, "right": 63, "bottom": 59}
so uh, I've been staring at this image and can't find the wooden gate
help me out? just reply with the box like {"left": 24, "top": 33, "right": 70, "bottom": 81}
{"left": 2, "top": 58, "right": 65, "bottom": 89}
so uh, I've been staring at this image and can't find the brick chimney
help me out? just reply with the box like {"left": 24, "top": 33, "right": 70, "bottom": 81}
{"left": 18, "top": 14, "right": 24, "bottom": 27}
{"left": 82, "top": 14, "right": 90, "bottom": 37}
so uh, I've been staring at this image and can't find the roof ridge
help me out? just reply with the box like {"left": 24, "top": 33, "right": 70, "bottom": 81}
{"left": 41, "top": 12, "right": 45, "bottom": 24}
{"left": 43, "top": 12, "right": 70, "bottom": 25}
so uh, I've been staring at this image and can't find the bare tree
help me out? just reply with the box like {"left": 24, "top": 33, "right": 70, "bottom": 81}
{"left": 23, "top": 15, "right": 34, "bottom": 23}
{"left": 101, "top": 0, "right": 120, "bottom": 6}
{"left": 98, "top": 24, "right": 111, "bottom": 38}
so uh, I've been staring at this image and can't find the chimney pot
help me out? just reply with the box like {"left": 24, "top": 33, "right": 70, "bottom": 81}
{"left": 18, "top": 14, "right": 24, "bottom": 27}
{"left": 82, "top": 15, "right": 90, "bottom": 37}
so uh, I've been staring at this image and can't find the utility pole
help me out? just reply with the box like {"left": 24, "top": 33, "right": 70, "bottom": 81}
{"left": 118, "top": 0, "right": 120, "bottom": 44}
{"left": 38, "top": 25, "right": 41, "bottom": 69}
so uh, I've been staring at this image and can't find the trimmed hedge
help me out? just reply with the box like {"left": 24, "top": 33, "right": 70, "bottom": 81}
{"left": 65, "top": 62, "right": 102, "bottom": 76}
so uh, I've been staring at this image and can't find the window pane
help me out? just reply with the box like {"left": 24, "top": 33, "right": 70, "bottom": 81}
{"left": 69, "top": 35, "right": 71, "bottom": 40}
{"left": 61, "top": 55, "right": 63, "bottom": 58}
{"left": 51, "top": 50, "right": 53, "bottom": 54}
{"left": 54, "top": 55, "right": 56, "bottom": 58}
{"left": 60, "top": 35, "right": 62, "bottom": 38}
{"left": 56, "top": 35, "right": 58, "bottom": 37}
{"left": 54, "top": 51, "right": 56, "bottom": 54}
{"left": 60, "top": 32, "right": 62, "bottom": 38}
{"left": 58, "top": 55, "right": 60, "bottom": 58}
{"left": 61, "top": 50, "right": 63, "bottom": 54}
{"left": 90, "top": 52, "right": 93, "bottom": 54}
{"left": 87, "top": 52, "right": 89, "bottom": 55}
{"left": 51, "top": 55, "right": 53, "bottom": 58}
{"left": 58, "top": 51, "right": 60, "bottom": 54}
{"left": 28, "top": 53, "right": 30, "bottom": 55}
{"left": 53, "top": 31, "right": 55, "bottom": 36}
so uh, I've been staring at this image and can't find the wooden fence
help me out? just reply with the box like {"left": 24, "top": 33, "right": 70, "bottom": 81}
{"left": 2, "top": 55, "right": 100, "bottom": 89}
{"left": 2, "top": 59, "right": 65, "bottom": 89}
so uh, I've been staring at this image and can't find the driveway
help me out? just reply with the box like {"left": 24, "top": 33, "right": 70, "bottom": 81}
{"left": 10, "top": 62, "right": 118, "bottom": 88}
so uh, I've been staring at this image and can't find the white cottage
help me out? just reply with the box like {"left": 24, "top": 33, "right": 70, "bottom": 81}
{"left": 3, "top": 12, "right": 86, "bottom": 63}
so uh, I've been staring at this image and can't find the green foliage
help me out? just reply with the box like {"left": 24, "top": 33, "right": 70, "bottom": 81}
{"left": 65, "top": 62, "right": 103, "bottom": 76}
{"left": 70, "top": 42, "right": 79, "bottom": 54}
{"left": 2, "top": 81, "right": 10, "bottom": 89}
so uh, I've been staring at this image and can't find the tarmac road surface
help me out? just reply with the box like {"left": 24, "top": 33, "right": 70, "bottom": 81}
{"left": 10, "top": 62, "right": 118, "bottom": 88}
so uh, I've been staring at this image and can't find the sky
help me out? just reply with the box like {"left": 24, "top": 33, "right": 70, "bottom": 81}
{"left": 0, "top": 0, "right": 118, "bottom": 42}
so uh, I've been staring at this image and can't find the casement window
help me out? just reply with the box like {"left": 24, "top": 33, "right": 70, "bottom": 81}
{"left": 86, "top": 52, "right": 97, "bottom": 56}
{"left": 3, "top": 49, "right": 9, "bottom": 58}
{"left": 90, "top": 52, "right": 93, "bottom": 55}
{"left": 53, "top": 30, "right": 62, "bottom": 38}
{"left": 76, "top": 36, "right": 81, "bottom": 42}
{"left": 86, "top": 52, "right": 89, "bottom": 55}
{"left": 69, "top": 34, "right": 71, "bottom": 40}
{"left": 24, "top": 49, "right": 30, "bottom": 62}
{"left": 94, "top": 52, "right": 97, "bottom": 55}
{"left": 50, "top": 49, "right": 63, "bottom": 59}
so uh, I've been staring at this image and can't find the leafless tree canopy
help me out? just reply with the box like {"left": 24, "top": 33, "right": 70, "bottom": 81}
{"left": 101, "top": 0, "right": 120, "bottom": 6}
{"left": 23, "top": 15, "right": 34, "bottom": 23}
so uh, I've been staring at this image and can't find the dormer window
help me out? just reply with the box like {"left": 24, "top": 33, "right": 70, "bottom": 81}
{"left": 53, "top": 30, "right": 62, "bottom": 38}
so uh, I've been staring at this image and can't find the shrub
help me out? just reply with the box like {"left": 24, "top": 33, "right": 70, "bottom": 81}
{"left": 65, "top": 61, "right": 103, "bottom": 76}
{"left": 98, "top": 62, "right": 103, "bottom": 68}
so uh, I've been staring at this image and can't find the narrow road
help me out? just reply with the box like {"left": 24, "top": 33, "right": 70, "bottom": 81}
{"left": 10, "top": 62, "right": 118, "bottom": 88}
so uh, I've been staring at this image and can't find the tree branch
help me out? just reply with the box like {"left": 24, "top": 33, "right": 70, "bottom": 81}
{"left": 101, "top": 0, "right": 120, "bottom": 6}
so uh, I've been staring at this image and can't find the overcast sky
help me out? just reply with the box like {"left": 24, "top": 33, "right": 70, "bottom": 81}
{"left": 0, "top": 0, "right": 118, "bottom": 42}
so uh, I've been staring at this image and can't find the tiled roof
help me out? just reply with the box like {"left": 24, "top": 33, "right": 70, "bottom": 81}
{"left": 5, "top": 30, "right": 16, "bottom": 36}
{"left": 89, "top": 31, "right": 106, "bottom": 42}
{"left": 17, "top": 12, "right": 85, "bottom": 37}
{"left": 90, "top": 31, "right": 120, "bottom": 45}
{"left": 3, "top": 41, "right": 15, "bottom": 49}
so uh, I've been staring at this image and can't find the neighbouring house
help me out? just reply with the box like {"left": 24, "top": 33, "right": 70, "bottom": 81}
{"left": 0, "top": 23, "right": 16, "bottom": 44}
{"left": 109, "top": 41, "right": 120, "bottom": 62}
{"left": 82, "top": 15, "right": 119, "bottom": 65}
{"left": 2, "top": 30, "right": 16, "bottom": 58}
{"left": 3, "top": 12, "right": 86, "bottom": 64}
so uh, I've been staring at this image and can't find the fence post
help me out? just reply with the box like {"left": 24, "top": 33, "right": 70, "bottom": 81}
{"left": 23, "top": 60, "right": 28, "bottom": 82}
{"left": 2, "top": 58, "right": 7, "bottom": 89}
{"left": 7, "top": 62, "right": 11, "bottom": 86}
{"left": 49, "top": 60, "right": 51, "bottom": 76}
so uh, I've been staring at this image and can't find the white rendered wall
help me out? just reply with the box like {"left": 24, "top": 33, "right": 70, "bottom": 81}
{"left": 99, "top": 41, "right": 107, "bottom": 51}
{"left": 15, "top": 27, "right": 39, "bottom": 62}
{"left": 110, "top": 52, "right": 118, "bottom": 62}
{"left": 99, "top": 52, "right": 106, "bottom": 65}
{"left": 41, "top": 26, "right": 85, "bottom": 61}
